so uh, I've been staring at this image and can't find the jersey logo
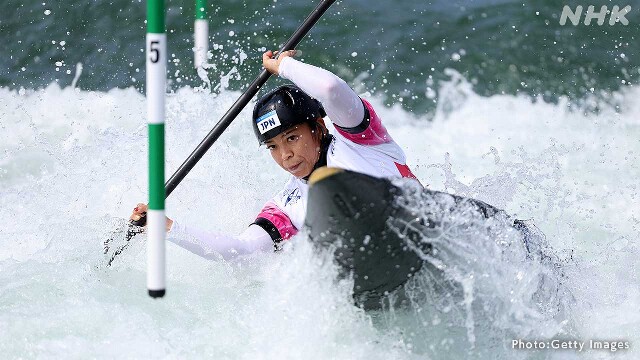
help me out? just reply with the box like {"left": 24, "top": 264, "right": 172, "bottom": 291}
{"left": 330, "top": 135, "right": 336, "bottom": 155}
{"left": 256, "top": 110, "right": 281, "bottom": 134}
{"left": 283, "top": 187, "right": 301, "bottom": 206}
{"left": 394, "top": 162, "right": 421, "bottom": 185}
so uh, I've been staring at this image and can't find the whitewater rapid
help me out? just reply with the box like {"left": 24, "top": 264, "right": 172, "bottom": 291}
{"left": 0, "top": 73, "right": 638, "bottom": 359}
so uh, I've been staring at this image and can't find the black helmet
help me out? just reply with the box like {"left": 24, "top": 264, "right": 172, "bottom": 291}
{"left": 252, "top": 84, "right": 326, "bottom": 144}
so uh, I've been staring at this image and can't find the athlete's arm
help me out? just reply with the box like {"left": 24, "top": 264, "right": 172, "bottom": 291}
{"left": 167, "top": 221, "right": 274, "bottom": 260}
{"left": 281, "top": 58, "right": 395, "bottom": 149}
{"left": 262, "top": 50, "right": 364, "bottom": 129}
{"left": 269, "top": 52, "right": 393, "bottom": 146}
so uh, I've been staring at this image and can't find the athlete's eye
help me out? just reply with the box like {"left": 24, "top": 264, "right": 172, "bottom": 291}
{"left": 287, "top": 135, "right": 299, "bottom": 142}
{"left": 266, "top": 144, "right": 276, "bottom": 151}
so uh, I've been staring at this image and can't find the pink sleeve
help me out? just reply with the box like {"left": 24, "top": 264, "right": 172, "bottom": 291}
{"left": 334, "top": 99, "right": 392, "bottom": 146}
{"left": 256, "top": 201, "right": 298, "bottom": 240}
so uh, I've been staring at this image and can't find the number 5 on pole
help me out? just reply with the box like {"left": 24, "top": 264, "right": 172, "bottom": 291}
{"left": 147, "top": 0, "right": 166, "bottom": 298}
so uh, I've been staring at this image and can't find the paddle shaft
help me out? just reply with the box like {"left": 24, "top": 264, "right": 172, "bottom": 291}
{"left": 166, "top": 0, "right": 336, "bottom": 197}
{"left": 132, "top": 0, "right": 336, "bottom": 227}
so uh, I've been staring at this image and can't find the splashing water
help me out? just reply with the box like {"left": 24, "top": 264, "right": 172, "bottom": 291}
{"left": 380, "top": 179, "right": 572, "bottom": 358}
{"left": 1, "top": 67, "right": 639, "bottom": 358}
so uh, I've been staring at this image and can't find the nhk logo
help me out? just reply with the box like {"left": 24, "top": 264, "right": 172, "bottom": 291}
{"left": 560, "top": 5, "right": 632, "bottom": 25}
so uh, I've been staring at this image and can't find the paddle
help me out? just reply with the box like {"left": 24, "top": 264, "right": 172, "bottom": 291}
{"left": 105, "top": 0, "right": 337, "bottom": 266}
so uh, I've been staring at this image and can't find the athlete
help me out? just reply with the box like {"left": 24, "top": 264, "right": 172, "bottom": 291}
{"left": 130, "top": 50, "right": 419, "bottom": 260}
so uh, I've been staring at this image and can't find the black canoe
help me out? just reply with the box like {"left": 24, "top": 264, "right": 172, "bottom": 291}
{"left": 305, "top": 167, "right": 538, "bottom": 309}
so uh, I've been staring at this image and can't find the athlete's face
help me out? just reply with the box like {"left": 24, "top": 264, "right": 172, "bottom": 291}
{"left": 265, "top": 122, "right": 323, "bottom": 179}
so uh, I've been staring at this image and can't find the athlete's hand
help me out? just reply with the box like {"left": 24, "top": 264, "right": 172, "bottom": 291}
{"left": 130, "top": 203, "right": 148, "bottom": 223}
{"left": 262, "top": 49, "right": 299, "bottom": 75}
{"left": 130, "top": 203, "right": 173, "bottom": 232}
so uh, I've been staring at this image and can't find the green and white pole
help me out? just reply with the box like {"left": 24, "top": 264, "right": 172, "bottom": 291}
{"left": 146, "top": 0, "right": 166, "bottom": 298}
{"left": 194, "top": 0, "right": 208, "bottom": 69}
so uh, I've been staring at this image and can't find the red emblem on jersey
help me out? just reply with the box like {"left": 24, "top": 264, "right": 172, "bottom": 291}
{"left": 394, "top": 162, "right": 418, "bottom": 180}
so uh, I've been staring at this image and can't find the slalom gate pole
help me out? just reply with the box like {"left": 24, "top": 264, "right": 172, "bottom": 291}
{"left": 146, "top": 0, "right": 166, "bottom": 299}
{"left": 194, "top": 0, "right": 208, "bottom": 68}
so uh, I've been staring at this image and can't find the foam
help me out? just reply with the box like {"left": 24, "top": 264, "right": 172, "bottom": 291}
{"left": 0, "top": 75, "right": 638, "bottom": 357}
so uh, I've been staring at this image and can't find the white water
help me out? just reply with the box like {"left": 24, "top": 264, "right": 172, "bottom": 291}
{"left": 0, "top": 74, "right": 638, "bottom": 359}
